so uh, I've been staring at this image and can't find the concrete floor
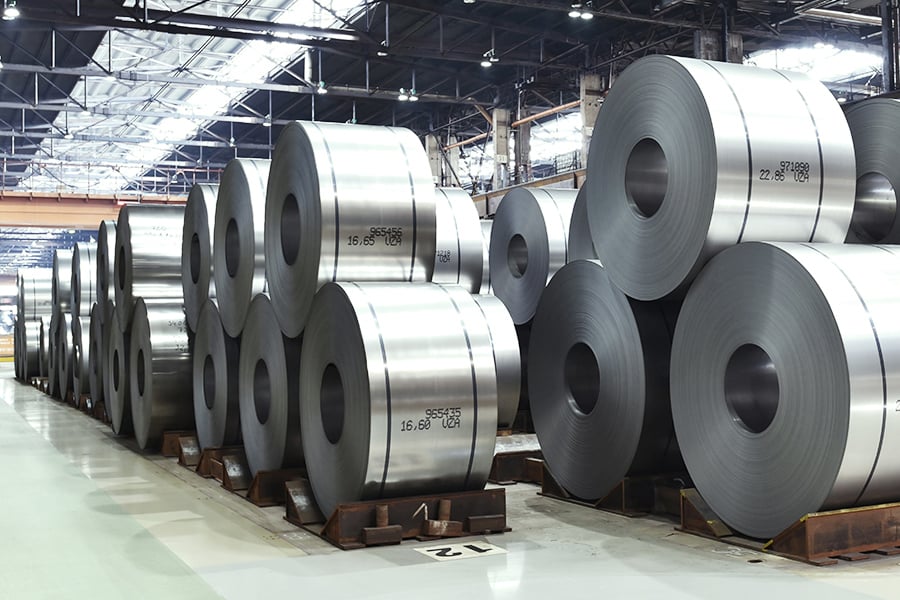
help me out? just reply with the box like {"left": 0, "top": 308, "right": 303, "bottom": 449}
{"left": 1, "top": 364, "right": 897, "bottom": 599}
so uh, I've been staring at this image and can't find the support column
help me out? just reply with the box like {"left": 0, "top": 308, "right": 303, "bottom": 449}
{"left": 580, "top": 73, "right": 603, "bottom": 170}
{"left": 492, "top": 108, "right": 510, "bottom": 191}
{"left": 693, "top": 29, "right": 743, "bottom": 63}
{"left": 446, "top": 135, "right": 460, "bottom": 187}
{"left": 515, "top": 118, "right": 531, "bottom": 184}
{"left": 425, "top": 134, "right": 441, "bottom": 185}
{"left": 883, "top": 0, "right": 899, "bottom": 92}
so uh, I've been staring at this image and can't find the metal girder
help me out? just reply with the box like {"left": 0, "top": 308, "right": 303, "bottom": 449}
{"left": 0, "top": 152, "right": 230, "bottom": 170}
{"left": 0, "top": 129, "right": 272, "bottom": 151}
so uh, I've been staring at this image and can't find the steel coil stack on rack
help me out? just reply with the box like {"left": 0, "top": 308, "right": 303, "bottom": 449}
{"left": 96, "top": 220, "right": 117, "bottom": 320}
{"left": 51, "top": 250, "right": 74, "bottom": 398}
{"left": 71, "top": 317, "right": 90, "bottom": 404}
{"left": 88, "top": 302, "right": 107, "bottom": 410}
{"left": 433, "top": 187, "right": 485, "bottom": 293}
{"left": 182, "top": 185, "right": 219, "bottom": 333}
{"left": 15, "top": 268, "right": 52, "bottom": 381}
{"left": 106, "top": 304, "right": 132, "bottom": 435}
{"left": 192, "top": 299, "right": 241, "bottom": 449}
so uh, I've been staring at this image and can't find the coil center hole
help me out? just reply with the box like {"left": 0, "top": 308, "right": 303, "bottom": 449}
{"left": 625, "top": 137, "right": 668, "bottom": 218}
{"left": 190, "top": 233, "right": 202, "bottom": 285}
{"left": 724, "top": 344, "right": 779, "bottom": 434}
{"left": 112, "top": 349, "right": 120, "bottom": 390}
{"left": 137, "top": 349, "right": 146, "bottom": 397}
{"left": 320, "top": 363, "right": 345, "bottom": 445}
{"left": 203, "top": 354, "right": 216, "bottom": 410}
{"left": 507, "top": 234, "right": 529, "bottom": 278}
{"left": 225, "top": 218, "right": 241, "bottom": 278}
{"left": 565, "top": 342, "right": 600, "bottom": 416}
{"left": 117, "top": 246, "right": 126, "bottom": 291}
{"left": 281, "top": 194, "right": 301, "bottom": 267}
{"left": 253, "top": 359, "right": 271, "bottom": 425}
{"left": 852, "top": 172, "right": 896, "bottom": 242}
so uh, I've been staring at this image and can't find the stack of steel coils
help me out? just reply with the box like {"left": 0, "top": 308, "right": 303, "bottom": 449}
{"left": 15, "top": 268, "right": 52, "bottom": 381}
{"left": 70, "top": 242, "right": 97, "bottom": 403}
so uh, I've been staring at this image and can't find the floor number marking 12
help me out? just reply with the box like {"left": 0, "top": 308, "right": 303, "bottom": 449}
{"left": 415, "top": 541, "right": 507, "bottom": 562}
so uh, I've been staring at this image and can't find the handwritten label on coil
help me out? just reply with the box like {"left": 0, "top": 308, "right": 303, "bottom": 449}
{"left": 399, "top": 407, "right": 462, "bottom": 433}
{"left": 758, "top": 161, "right": 811, "bottom": 184}
{"left": 415, "top": 542, "right": 506, "bottom": 562}
{"left": 347, "top": 226, "right": 404, "bottom": 247}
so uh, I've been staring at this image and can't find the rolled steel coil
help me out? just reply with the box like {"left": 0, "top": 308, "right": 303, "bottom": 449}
{"left": 433, "top": 187, "right": 484, "bottom": 293}
{"left": 567, "top": 187, "right": 598, "bottom": 262}
{"left": 17, "top": 267, "right": 53, "bottom": 322}
{"left": 88, "top": 302, "right": 106, "bottom": 408}
{"left": 844, "top": 99, "right": 900, "bottom": 243}
{"left": 586, "top": 55, "right": 856, "bottom": 301}
{"left": 47, "top": 312, "right": 60, "bottom": 397}
{"left": 264, "top": 120, "right": 437, "bottom": 337}
{"left": 530, "top": 260, "right": 680, "bottom": 500}
{"left": 471, "top": 294, "right": 520, "bottom": 429}
{"left": 239, "top": 294, "right": 303, "bottom": 475}
{"left": 114, "top": 205, "right": 185, "bottom": 330}
{"left": 39, "top": 316, "right": 49, "bottom": 378}
{"left": 193, "top": 299, "right": 241, "bottom": 449}
{"left": 489, "top": 187, "right": 577, "bottom": 324}
{"left": 52, "top": 249, "right": 73, "bottom": 315}
{"left": 71, "top": 316, "right": 90, "bottom": 402}
{"left": 213, "top": 160, "right": 270, "bottom": 337}
{"left": 299, "top": 282, "right": 499, "bottom": 516}
{"left": 479, "top": 220, "right": 492, "bottom": 294}
{"left": 181, "top": 184, "right": 219, "bottom": 332}
{"left": 129, "top": 299, "right": 194, "bottom": 449}
{"left": 71, "top": 242, "right": 98, "bottom": 321}
{"left": 96, "top": 220, "right": 117, "bottom": 322}
{"left": 672, "top": 242, "right": 900, "bottom": 538}
{"left": 106, "top": 305, "right": 132, "bottom": 435}
{"left": 58, "top": 312, "right": 74, "bottom": 401}
{"left": 18, "top": 319, "right": 41, "bottom": 380}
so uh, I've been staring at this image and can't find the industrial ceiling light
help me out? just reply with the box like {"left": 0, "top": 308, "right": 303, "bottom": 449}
{"left": 262, "top": 116, "right": 272, "bottom": 127}
{"left": 63, "top": 131, "right": 74, "bottom": 140}
{"left": 463, "top": 0, "right": 476, "bottom": 4}
{"left": 316, "top": 80, "right": 328, "bottom": 94}
{"left": 3, "top": 1, "right": 19, "bottom": 20}
{"left": 398, "top": 87, "right": 409, "bottom": 101}
{"left": 79, "top": 107, "right": 91, "bottom": 116}
{"left": 481, "top": 58, "right": 492, "bottom": 68}
{"left": 569, "top": 1, "right": 594, "bottom": 18}
{"left": 408, "top": 89, "right": 419, "bottom": 102}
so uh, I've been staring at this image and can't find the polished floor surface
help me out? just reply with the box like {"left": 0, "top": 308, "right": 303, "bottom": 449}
{"left": 1, "top": 365, "right": 898, "bottom": 599}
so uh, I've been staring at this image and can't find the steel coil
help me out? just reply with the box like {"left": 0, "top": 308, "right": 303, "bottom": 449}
{"left": 96, "top": 220, "right": 117, "bottom": 323}
{"left": 264, "top": 120, "right": 437, "bottom": 337}
{"left": 471, "top": 293, "right": 520, "bottom": 429}
{"left": 586, "top": 55, "right": 856, "bottom": 301}
{"left": 88, "top": 302, "right": 106, "bottom": 408}
{"left": 238, "top": 294, "right": 303, "bottom": 474}
{"left": 17, "top": 267, "right": 53, "bottom": 322}
{"left": 479, "top": 220, "right": 492, "bottom": 294}
{"left": 568, "top": 187, "right": 598, "bottom": 261}
{"left": 71, "top": 242, "right": 97, "bottom": 321}
{"left": 299, "top": 282, "right": 498, "bottom": 516}
{"left": 672, "top": 242, "right": 900, "bottom": 538}
{"left": 106, "top": 304, "right": 132, "bottom": 435}
{"left": 57, "top": 312, "right": 74, "bottom": 401}
{"left": 71, "top": 316, "right": 90, "bottom": 402}
{"left": 181, "top": 184, "right": 219, "bottom": 332}
{"left": 129, "top": 299, "right": 193, "bottom": 449}
{"left": 433, "top": 187, "right": 484, "bottom": 293}
{"left": 844, "top": 99, "right": 900, "bottom": 243}
{"left": 114, "top": 205, "right": 185, "bottom": 330}
{"left": 47, "top": 312, "right": 60, "bottom": 397}
{"left": 530, "top": 260, "right": 680, "bottom": 499}
{"left": 52, "top": 249, "right": 73, "bottom": 315}
{"left": 39, "top": 316, "right": 49, "bottom": 378}
{"left": 213, "top": 159, "right": 270, "bottom": 337}
{"left": 489, "top": 188, "right": 576, "bottom": 324}
{"left": 193, "top": 299, "right": 241, "bottom": 449}
{"left": 19, "top": 319, "right": 41, "bottom": 380}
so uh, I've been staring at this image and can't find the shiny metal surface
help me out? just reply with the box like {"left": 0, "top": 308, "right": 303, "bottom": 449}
{"left": 47, "top": 312, "right": 59, "bottom": 396}
{"left": 52, "top": 249, "right": 73, "bottom": 315}
{"left": 17, "top": 319, "right": 41, "bottom": 380}
{"left": 586, "top": 55, "right": 856, "bottom": 301}
{"left": 299, "top": 282, "right": 498, "bottom": 516}
{"left": 96, "top": 220, "right": 117, "bottom": 323}
{"left": 845, "top": 99, "right": 900, "bottom": 243}
{"left": 114, "top": 205, "right": 185, "bottom": 330}
{"left": 472, "top": 293, "right": 521, "bottom": 429}
{"left": 530, "top": 260, "right": 680, "bottom": 500}
{"left": 264, "top": 121, "right": 437, "bottom": 337}
{"left": 71, "top": 316, "right": 91, "bottom": 401}
{"left": 17, "top": 267, "right": 53, "bottom": 322}
{"left": 182, "top": 184, "right": 219, "bottom": 332}
{"left": 671, "top": 242, "right": 900, "bottom": 538}
{"left": 106, "top": 304, "right": 132, "bottom": 435}
{"left": 433, "top": 187, "right": 484, "bottom": 293}
{"left": 238, "top": 294, "right": 303, "bottom": 475}
{"left": 214, "top": 160, "right": 270, "bottom": 337}
{"left": 479, "top": 220, "right": 492, "bottom": 294}
{"left": 129, "top": 299, "right": 194, "bottom": 449}
{"left": 39, "top": 316, "right": 49, "bottom": 377}
{"left": 489, "top": 187, "right": 576, "bottom": 324}
{"left": 57, "top": 312, "right": 74, "bottom": 401}
{"left": 88, "top": 302, "right": 106, "bottom": 407}
{"left": 71, "top": 242, "right": 97, "bottom": 321}
{"left": 193, "top": 299, "right": 241, "bottom": 449}
{"left": 567, "top": 187, "right": 598, "bottom": 262}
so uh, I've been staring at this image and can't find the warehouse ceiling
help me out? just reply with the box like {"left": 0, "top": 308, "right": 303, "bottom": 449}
{"left": 0, "top": 0, "right": 891, "bottom": 196}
